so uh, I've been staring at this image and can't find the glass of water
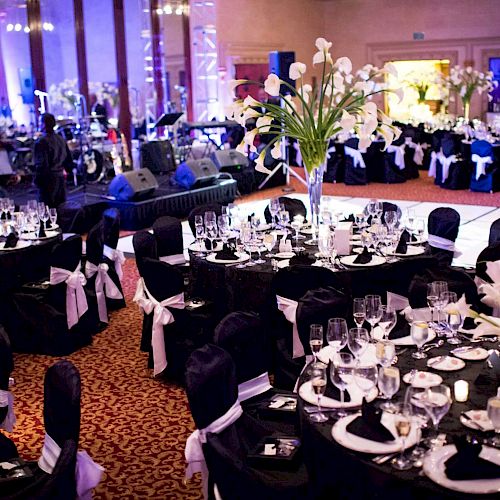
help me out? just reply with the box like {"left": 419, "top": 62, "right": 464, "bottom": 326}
{"left": 486, "top": 394, "right": 500, "bottom": 448}
{"left": 411, "top": 321, "right": 430, "bottom": 359}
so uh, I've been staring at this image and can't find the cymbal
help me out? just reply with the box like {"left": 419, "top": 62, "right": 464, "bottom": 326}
{"left": 84, "top": 114, "right": 105, "bottom": 119}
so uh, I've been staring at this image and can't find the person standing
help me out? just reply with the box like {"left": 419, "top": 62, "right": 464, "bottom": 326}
{"left": 34, "top": 113, "right": 73, "bottom": 207}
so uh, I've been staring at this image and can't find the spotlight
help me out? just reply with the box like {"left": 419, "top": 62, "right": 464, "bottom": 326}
{"left": 48, "top": 23, "right": 54, "bottom": 31}
{"left": 164, "top": 5, "right": 172, "bottom": 14}
{"left": 42, "top": 22, "right": 49, "bottom": 30}
{"left": 156, "top": 7, "right": 163, "bottom": 15}
{"left": 6, "top": 24, "right": 13, "bottom": 32}
{"left": 14, "top": 23, "right": 21, "bottom": 31}
{"left": 175, "top": 5, "right": 183, "bottom": 15}
{"left": 24, "top": 26, "right": 30, "bottom": 33}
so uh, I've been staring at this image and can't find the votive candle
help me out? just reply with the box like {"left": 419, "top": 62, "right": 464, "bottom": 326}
{"left": 454, "top": 380, "right": 469, "bottom": 402}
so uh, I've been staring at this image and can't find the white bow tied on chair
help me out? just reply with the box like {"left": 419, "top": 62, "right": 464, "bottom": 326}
{"left": 386, "top": 144, "right": 406, "bottom": 170}
{"left": 103, "top": 245, "right": 125, "bottom": 281}
{"left": 438, "top": 153, "right": 457, "bottom": 183}
{"left": 344, "top": 146, "right": 366, "bottom": 169}
{"left": 471, "top": 154, "right": 492, "bottom": 181}
{"left": 428, "top": 151, "right": 439, "bottom": 178}
{"left": 85, "top": 261, "right": 123, "bottom": 323}
{"left": 276, "top": 295, "right": 305, "bottom": 359}
{"left": 404, "top": 138, "right": 427, "bottom": 166}
{"left": 134, "top": 282, "right": 185, "bottom": 376}
{"left": 50, "top": 263, "right": 88, "bottom": 329}
{"left": 0, "top": 389, "right": 16, "bottom": 432}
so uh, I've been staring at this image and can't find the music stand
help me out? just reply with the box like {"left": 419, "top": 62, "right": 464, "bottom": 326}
{"left": 154, "top": 113, "right": 183, "bottom": 128}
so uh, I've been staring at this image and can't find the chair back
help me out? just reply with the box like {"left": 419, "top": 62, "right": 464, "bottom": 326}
{"left": 188, "top": 203, "right": 222, "bottom": 236}
{"left": 0, "top": 325, "right": 13, "bottom": 391}
{"left": 186, "top": 344, "right": 238, "bottom": 429}
{"left": 476, "top": 243, "right": 500, "bottom": 283}
{"left": 50, "top": 235, "right": 82, "bottom": 272}
{"left": 263, "top": 197, "right": 307, "bottom": 224}
{"left": 85, "top": 222, "right": 104, "bottom": 267}
{"left": 102, "top": 208, "right": 120, "bottom": 249}
{"left": 441, "top": 132, "right": 458, "bottom": 157}
{"left": 428, "top": 207, "right": 460, "bottom": 242}
{"left": 153, "top": 216, "right": 184, "bottom": 258}
{"left": 214, "top": 312, "right": 268, "bottom": 385}
{"left": 489, "top": 219, "right": 500, "bottom": 246}
{"left": 141, "top": 257, "right": 184, "bottom": 301}
{"left": 44, "top": 360, "right": 81, "bottom": 449}
{"left": 133, "top": 231, "right": 158, "bottom": 277}
{"left": 471, "top": 139, "right": 493, "bottom": 158}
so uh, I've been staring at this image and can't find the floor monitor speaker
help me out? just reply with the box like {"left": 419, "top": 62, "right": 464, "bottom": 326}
{"left": 175, "top": 158, "right": 219, "bottom": 189}
{"left": 108, "top": 168, "right": 159, "bottom": 201}
{"left": 210, "top": 150, "right": 249, "bottom": 173}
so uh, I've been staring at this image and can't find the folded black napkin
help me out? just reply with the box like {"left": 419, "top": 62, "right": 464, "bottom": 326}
{"left": 204, "top": 238, "right": 213, "bottom": 251}
{"left": 346, "top": 398, "right": 395, "bottom": 442}
{"left": 4, "top": 232, "right": 19, "bottom": 249}
{"left": 475, "top": 351, "right": 500, "bottom": 386}
{"left": 45, "top": 218, "right": 52, "bottom": 229}
{"left": 461, "top": 317, "right": 477, "bottom": 331}
{"left": 353, "top": 246, "right": 372, "bottom": 264}
{"left": 388, "top": 316, "right": 410, "bottom": 340}
{"left": 215, "top": 243, "right": 238, "bottom": 261}
{"left": 342, "top": 214, "right": 355, "bottom": 222}
{"left": 37, "top": 220, "right": 46, "bottom": 238}
{"left": 0, "top": 211, "right": 5, "bottom": 221}
{"left": 325, "top": 360, "right": 351, "bottom": 402}
{"left": 6, "top": 211, "right": 11, "bottom": 220}
{"left": 290, "top": 251, "right": 315, "bottom": 267}
{"left": 445, "top": 436, "right": 500, "bottom": 481}
{"left": 395, "top": 231, "right": 409, "bottom": 254}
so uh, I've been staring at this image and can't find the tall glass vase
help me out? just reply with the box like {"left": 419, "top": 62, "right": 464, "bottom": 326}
{"left": 305, "top": 160, "right": 326, "bottom": 241}
{"left": 463, "top": 100, "right": 470, "bottom": 122}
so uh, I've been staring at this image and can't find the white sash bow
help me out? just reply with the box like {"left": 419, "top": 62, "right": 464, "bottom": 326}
{"left": 0, "top": 390, "right": 15, "bottom": 432}
{"left": 428, "top": 234, "right": 462, "bottom": 257}
{"left": 326, "top": 144, "right": 336, "bottom": 160}
{"left": 85, "top": 261, "right": 123, "bottom": 323}
{"left": 386, "top": 144, "right": 406, "bottom": 170}
{"left": 238, "top": 372, "right": 273, "bottom": 402}
{"left": 276, "top": 295, "right": 305, "bottom": 359}
{"left": 428, "top": 151, "right": 439, "bottom": 178}
{"left": 133, "top": 282, "right": 185, "bottom": 376}
{"left": 159, "top": 254, "right": 186, "bottom": 265}
{"left": 50, "top": 263, "right": 88, "bottom": 329}
{"left": 103, "top": 245, "right": 125, "bottom": 281}
{"left": 185, "top": 401, "right": 243, "bottom": 499}
{"left": 471, "top": 154, "right": 493, "bottom": 180}
{"left": 38, "top": 433, "right": 104, "bottom": 500}
{"left": 404, "top": 138, "right": 428, "bottom": 166}
{"left": 438, "top": 153, "right": 457, "bottom": 183}
{"left": 344, "top": 146, "right": 366, "bottom": 168}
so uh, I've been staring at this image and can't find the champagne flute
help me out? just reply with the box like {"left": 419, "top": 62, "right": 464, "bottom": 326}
{"left": 426, "top": 283, "right": 439, "bottom": 325}
{"left": 194, "top": 224, "right": 205, "bottom": 256}
{"left": 269, "top": 198, "right": 280, "bottom": 229}
{"left": 309, "top": 324, "right": 324, "bottom": 362}
{"left": 310, "top": 362, "right": 328, "bottom": 423}
{"left": 206, "top": 223, "right": 218, "bottom": 254}
{"left": 375, "top": 339, "right": 396, "bottom": 367}
{"left": 420, "top": 385, "right": 452, "bottom": 450}
{"left": 486, "top": 394, "right": 500, "bottom": 448}
{"left": 441, "top": 291, "right": 461, "bottom": 345}
{"left": 432, "top": 281, "right": 448, "bottom": 335}
{"left": 365, "top": 295, "right": 382, "bottom": 339}
{"left": 330, "top": 352, "right": 354, "bottom": 417}
{"left": 391, "top": 403, "right": 414, "bottom": 470}
{"left": 411, "top": 321, "right": 430, "bottom": 359}
{"left": 49, "top": 208, "right": 57, "bottom": 227}
{"left": 263, "top": 232, "right": 277, "bottom": 257}
{"left": 353, "top": 298, "right": 366, "bottom": 327}
{"left": 379, "top": 305, "right": 397, "bottom": 340}
{"left": 378, "top": 366, "right": 400, "bottom": 411}
{"left": 347, "top": 327, "right": 369, "bottom": 360}
{"left": 326, "top": 318, "right": 348, "bottom": 360}
{"left": 354, "top": 362, "right": 378, "bottom": 400}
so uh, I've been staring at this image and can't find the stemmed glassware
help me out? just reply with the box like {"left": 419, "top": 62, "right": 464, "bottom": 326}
{"left": 411, "top": 321, "right": 430, "bottom": 359}
{"left": 367, "top": 199, "right": 378, "bottom": 221}
{"left": 326, "top": 318, "right": 348, "bottom": 360}
{"left": 420, "top": 385, "right": 452, "bottom": 450}
{"left": 309, "top": 362, "right": 328, "bottom": 423}
{"left": 309, "top": 324, "right": 324, "bottom": 362}
{"left": 378, "top": 366, "right": 400, "bottom": 412}
{"left": 379, "top": 305, "right": 397, "bottom": 340}
{"left": 365, "top": 295, "right": 382, "bottom": 339}
{"left": 241, "top": 226, "right": 256, "bottom": 267}
{"left": 404, "top": 386, "right": 429, "bottom": 462}
{"left": 441, "top": 291, "right": 462, "bottom": 345}
{"left": 347, "top": 327, "right": 370, "bottom": 360}
{"left": 391, "top": 403, "right": 414, "bottom": 470}
{"left": 49, "top": 208, "right": 57, "bottom": 227}
{"left": 415, "top": 218, "right": 426, "bottom": 241}
{"left": 433, "top": 281, "right": 449, "bottom": 335}
{"left": 486, "top": 393, "right": 500, "bottom": 448}
{"left": 353, "top": 298, "right": 366, "bottom": 327}
{"left": 279, "top": 210, "right": 290, "bottom": 235}
{"left": 269, "top": 198, "right": 280, "bottom": 229}
{"left": 384, "top": 210, "right": 398, "bottom": 232}
{"left": 205, "top": 222, "right": 218, "bottom": 254}
{"left": 263, "top": 232, "right": 277, "bottom": 257}
{"left": 291, "top": 216, "right": 305, "bottom": 251}
{"left": 375, "top": 339, "right": 396, "bottom": 367}
{"left": 354, "top": 362, "right": 378, "bottom": 400}
{"left": 426, "top": 283, "right": 439, "bottom": 325}
{"left": 330, "top": 352, "right": 354, "bottom": 417}
{"left": 218, "top": 215, "right": 231, "bottom": 247}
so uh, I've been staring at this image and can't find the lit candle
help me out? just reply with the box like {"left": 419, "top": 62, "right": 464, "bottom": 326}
{"left": 454, "top": 380, "right": 469, "bottom": 402}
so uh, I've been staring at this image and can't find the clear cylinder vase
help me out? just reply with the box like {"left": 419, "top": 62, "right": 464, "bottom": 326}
{"left": 305, "top": 161, "right": 326, "bottom": 240}
{"left": 463, "top": 100, "right": 470, "bottom": 122}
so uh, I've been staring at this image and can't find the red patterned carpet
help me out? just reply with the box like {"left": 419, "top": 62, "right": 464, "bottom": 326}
{"left": 7, "top": 259, "right": 202, "bottom": 499}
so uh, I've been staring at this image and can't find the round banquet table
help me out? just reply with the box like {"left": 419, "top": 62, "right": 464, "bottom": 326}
{"left": 298, "top": 337, "right": 500, "bottom": 500}
{"left": 0, "top": 231, "right": 63, "bottom": 293}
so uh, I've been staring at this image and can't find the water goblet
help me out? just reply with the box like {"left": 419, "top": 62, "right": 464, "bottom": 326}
{"left": 347, "top": 327, "right": 369, "bottom": 360}
{"left": 404, "top": 386, "right": 429, "bottom": 461}
{"left": 326, "top": 318, "right": 348, "bottom": 360}
{"left": 354, "top": 361, "right": 378, "bottom": 400}
{"left": 330, "top": 352, "right": 354, "bottom": 417}
{"left": 309, "top": 362, "right": 328, "bottom": 423}
{"left": 384, "top": 210, "right": 398, "bottom": 232}
{"left": 375, "top": 339, "right": 396, "bottom": 367}
{"left": 379, "top": 305, "right": 397, "bottom": 340}
{"left": 442, "top": 291, "right": 462, "bottom": 345}
{"left": 263, "top": 232, "right": 277, "bottom": 257}
{"left": 420, "top": 385, "right": 452, "bottom": 450}
{"left": 378, "top": 366, "right": 400, "bottom": 412}
{"left": 486, "top": 394, "right": 500, "bottom": 448}
{"left": 411, "top": 321, "right": 430, "bottom": 359}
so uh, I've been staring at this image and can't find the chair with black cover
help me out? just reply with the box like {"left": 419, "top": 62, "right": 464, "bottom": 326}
{"left": 101, "top": 208, "right": 126, "bottom": 311}
{"left": 214, "top": 312, "right": 296, "bottom": 433}
{"left": 470, "top": 140, "right": 500, "bottom": 193}
{"left": 324, "top": 140, "right": 345, "bottom": 183}
{"left": 432, "top": 133, "right": 470, "bottom": 190}
{"left": 402, "top": 131, "right": 422, "bottom": 179}
{"left": 188, "top": 203, "right": 222, "bottom": 237}
{"left": 343, "top": 138, "right": 368, "bottom": 185}
{"left": 426, "top": 207, "right": 460, "bottom": 267}
{"left": 489, "top": 219, "right": 500, "bottom": 246}
{"left": 152, "top": 216, "right": 186, "bottom": 265}
{"left": 382, "top": 134, "right": 407, "bottom": 183}
{"left": 132, "top": 230, "right": 158, "bottom": 277}
{"left": 475, "top": 243, "right": 500, "bottom": 316}
{"left": 185, "top": 344, "right": 309, "bottom": 500}
{"left": 263, "top": 197, "right": 307, "bottom": 224}
{"left": 135, "top": 258, "right": 206, "bottom": 383}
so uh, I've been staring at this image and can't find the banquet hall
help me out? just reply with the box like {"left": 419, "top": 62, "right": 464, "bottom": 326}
{"left": 1, "top": 0, "right": 500, "bottom": 498}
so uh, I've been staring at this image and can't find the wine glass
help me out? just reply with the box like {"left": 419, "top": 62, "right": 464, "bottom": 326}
{"left": 404, "top": 386, "right": 429, "bottom": 461}
{"left": 309, "top": 362, "right": 328, "bottom": 423}
{"left": 486, "top": 394, "right": 500, "bottom": 448}
{"left": 354, "top": 362, "right": 378, "bottom": 400}
{"left": 365, "top": 295, "right": 382, "bottom": 338}
{"left": 326, "top": 318, "right": 348, "bottom": 360}
{"left": 379, "top": 305, "right": 397, "bottom": 340}
{"left": 426, "top": 283, "right": 439, "bottom": 325}
{"left": 330, "top": 352, "right": 354, "bottom": 417}
{"left": 294, "top": 214, "right": 306, "bottom": 239}
{"left": 355, "top": 213, "right": 366, "bottom": 230}
{"left": 391, "top": 403, "right": 414, "bottom": 470}
{"left": 442, "top": 291, "right": 462, "bottom": 345}
{"left": 384, "top": 210, "right": 398, "bottom": 232}
{"left": 241, "top": 226, "right": 256, "bottom": 267}
{"left": 353, "top": 298, "right": 366, "bottom": 327}
{"left": 291, "top": 216, "right": 304, "bottom": 251}
{"left": 405, "top": 209, "right": 416, "bottom": 235}
{"left": 318, "top": 232, "right": 333, "bottom": 266}
{"left": 309, "top": 324, "right": 324, "bottom": 362}
{"left": 194, "top": 224, "right": 205, "bottom": 256}
{"left": 375, "top": 339, "right": 396, "bottom": 367}
{"left": 411, "top": 321, "right": 430, "bottom": 359}
{"left": 279, "top": 210, "right": 290, "bottom": 235}
{"left": 375, "top": 201, "right": 383, "bottom": 220}
{"left": 432, "top": 281, "right": 448, "bottom": 334}
{"left": 367, "top": 199, "right": 378, "bottom": 221}
{"left": 269, "top": 198, "right": 280, "bottom": 229}
{"left": 420, "top": 385, "right": 452, "bottom": 450}
{"left": 378, "top": 366, "right": 400, "bottom": 412}
{"left": 204, "top": 210, "right": 216, "bottom": 227}
{"left": 415, "top": 218, "right": 426, "bottom": 240}
{"left": 49, "top": 208, "right": 57, "bottom": 227}
{"left": 237, "top": 226, "right": 251, "bottom": 269}
{"left": 205, "top": 222, "right": 218, "bottom": 254}
{"left": 347, "top": 327, "right": 369, "bottom": 360}
{"left": 263, "top": 232, "right": 277, "bottom": 257}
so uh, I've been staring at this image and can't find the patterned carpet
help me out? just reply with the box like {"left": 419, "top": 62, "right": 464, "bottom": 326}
{"left": 7, "top": 259, "right": 202, "bottom": 499}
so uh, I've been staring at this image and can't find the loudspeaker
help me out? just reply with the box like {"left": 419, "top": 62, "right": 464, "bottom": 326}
{"left": 175, "top": 158, "right": 219, "bottom": 190}
{"left": 210, "top": 150, "right": 249, "bottom": 173}
{"left": 18, "top": 67, "right": 34, "bottom": 105}
{"left": 269, "top": 51, "right": 296, "bottom": 94}
{"left": 108, "top": 168, "right": 159, "bottom": 201}
{"left": 140, "top": 140, "right": 176, "bottom": 174}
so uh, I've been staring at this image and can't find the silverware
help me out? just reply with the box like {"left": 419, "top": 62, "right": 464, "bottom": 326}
{"left": 372, "top": 452, "right": 398, "bottom": 464}
{"left": 423, "top": 339, "right": 444, "bottom": 352}
{"left": 427, "top": 355, "right": 446, "bottom": 367}
{"left": 460, "top": 412, "right": 486, "bottom": 431}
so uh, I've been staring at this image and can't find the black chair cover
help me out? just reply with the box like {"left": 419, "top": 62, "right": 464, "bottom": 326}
{"left": 434, "top": 134, "right": 470, "bottom": 190}
{"left": 188, "top": 203, "right": 222, "bottom": 237}
{"left": 324, "top": 140, "right": 345, "bottom": 183}
{"left": 263, "top": 197, "right": 307, "bottom": 224}
{"left": 427, "top": 207, "right": 460, "bottom": 266}
{"left": 153, "top": 216, "right": 184, "bottom": 259}
{"left": 132, "top": 231, "right": 158, "bottom": 277}
{"left": 470, "top": 140, "right": 500, "bottom": 193}
{"left": 476, "top": 243, "right": 500, "bottom": 283}
{"left": 343, "top": 138, "right": 368, "bottom": 185}
{"left": 382, "top": 135, "right": 406, "bottom": 184}
{"left": 489, "top": 219, "right": 500, "bottom": 246}
{"left": 0, "top": 432, "right": 17, "bottom": 462}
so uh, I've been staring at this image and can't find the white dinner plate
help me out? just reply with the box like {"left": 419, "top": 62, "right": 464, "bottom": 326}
{"left": 340, "top": 255, "right": 386, "bottom": 267}
{"left": 461, "top": 410, "right": 494, "bottom": 432}
{"left": 188, "top": 241, "right": 223, "bottom": 252}
{"left": 205, "top": 252, "right": 249, "bottom": 264}
{"left": 275, "top": 252, "right": 295, "bottom": 259}
{"left": 20, "top": 230, "right": 59, "bottom": 240}
{"left": 427, "top": 356, "right": 466, "bottom": 371}
{"left": 372, "top": 326, "right": 436, "bottom": 346}
{"left": 331, "top": 412, "right": 421, "bottom": 454}
{"left": 299, "top": 377, "right": 377, "bottom": 409}
{"left": 423, "top": 445, "right": 500, "bottom": 494}
{"left": 352, "top": 247, "right": 376, "bottom": 254}
{"left": 451, "top": 346, "right": 489, "bottom": 361}
{"left": 0, "top": 240, "right": 31, "bottom": 251}
{"left": 402, "top": 370, "right": 443, "bottom": 388}
{"left": 393, "top": 246, "right": 426, "bottom": 257}
{"left": 318, "top": 345, "right": 379, "bottom": 366}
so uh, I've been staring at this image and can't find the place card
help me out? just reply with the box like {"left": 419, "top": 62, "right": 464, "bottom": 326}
{"left": 335, "top": 222, "right": 352, "bottom": 255}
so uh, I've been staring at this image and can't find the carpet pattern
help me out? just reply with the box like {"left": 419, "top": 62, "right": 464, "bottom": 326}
{"left": 7, "top": 259, "right": 202, "bottom": 499}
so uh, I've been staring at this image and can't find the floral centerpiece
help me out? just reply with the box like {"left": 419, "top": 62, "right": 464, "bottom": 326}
{"left": 442, "top": 66, "right": 497, "bottom": 121}
{"left": 404, "top": 72, "right": 434, "bottom": 103}
{"left": 226, "top": 38, "right": 403, "bottom": 228}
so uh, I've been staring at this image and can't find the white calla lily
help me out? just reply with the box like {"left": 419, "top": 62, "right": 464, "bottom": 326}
{"left": 313, "top": 50, "right": 333, "bottom": 66}
{"left": 256, "top": 115, "right": 273, "bottom": 133}
{"left": 383, "top": 62, "right": 398, "bottom": 78}
{"left": 333, "top": 72, "right": 344, "bottom": 91}
{"left": 283, "top": 94, "right": 296, "bottom": 112}
{"left": 315, "top": 37, "right": 332, "bottom": 51}
{"left": 228, "top": 79, "right": 246, "bottom": 94}
{"left": 235, "top": 141, "right": 246, "bottom": 154}
{"left": 243, "top": 129, "right": 258, "bottom": 153}
{"left": 339, "top": 110, "right": 356, "bottom": 132}
{"left": 289, "top": 62, "right": 307, "bottom": 81}
{"left": 243, "top": 95, "right": 261, "bottom": 108}
{"left": 378, "top": 124, "right": 395, "bottom": 150}
{"left": 270, "top": 141, "right": 282, "bottom": 159}
{"left": 334, "top": 56, "right": 352, "bottom": 75}
{"left": 255, "top": 151, "right": 272, "bottom": 174}
{"left": 264, "top": 74, "right": 281, "bottom": 96}
{"left": 391, "top": 87, "right": 404, "bottom": 103}
{"left": 358, "top": 136, "right": 372, "bottom": 149}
